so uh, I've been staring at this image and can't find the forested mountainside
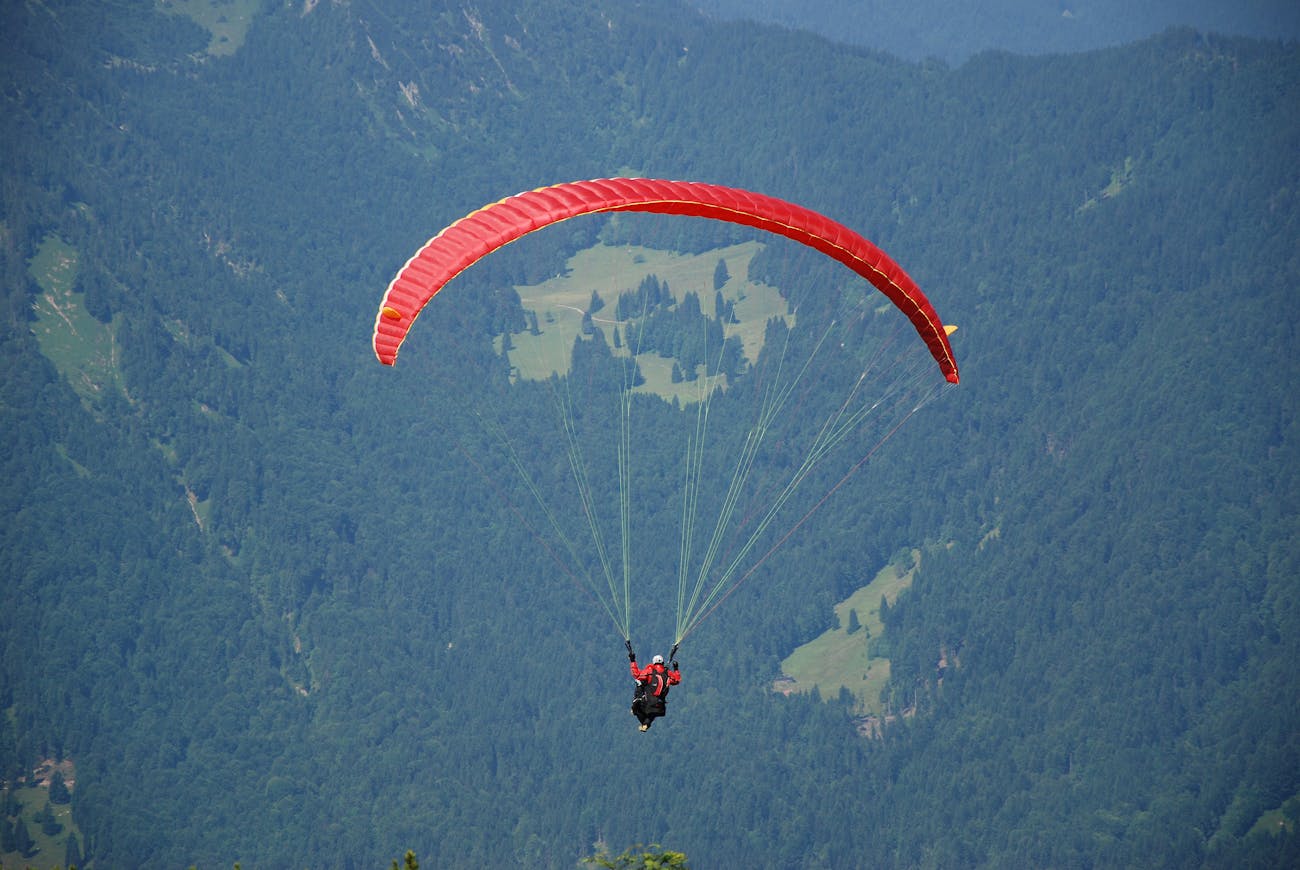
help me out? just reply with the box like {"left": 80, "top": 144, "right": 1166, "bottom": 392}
{"left": 1, "top": 0, "right": 1297, "bottom": 866}
{"left": 690, "top": 0, "right": 1300, "bottom": 62}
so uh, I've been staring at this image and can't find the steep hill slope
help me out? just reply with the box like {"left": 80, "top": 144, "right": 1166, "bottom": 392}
{"left": 1, "top": 1, "right": 1297, "bottom": 866}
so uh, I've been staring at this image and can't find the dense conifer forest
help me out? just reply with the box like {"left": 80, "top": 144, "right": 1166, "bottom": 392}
{"left": 1, "top": 0, "right": 1297, "bottom": 866}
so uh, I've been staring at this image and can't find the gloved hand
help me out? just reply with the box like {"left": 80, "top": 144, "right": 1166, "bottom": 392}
{"left": 671, "top": 660, "right": 679, "bottom": 671}
{"left": 626, "top": 639, "right": 636, "bottom": 662}
{"left": 628, "top": 652, "right": 636, "bottom": 662}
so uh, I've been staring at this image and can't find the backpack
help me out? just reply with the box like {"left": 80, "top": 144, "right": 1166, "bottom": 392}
{"left": 645, "top": 666, "right": 671, "bottom": 699}
{"left": 639, "top": 665, "right": 670, "bottom": 714}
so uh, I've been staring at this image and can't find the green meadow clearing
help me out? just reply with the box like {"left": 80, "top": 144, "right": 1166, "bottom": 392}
{"left": 1, "top": 778, "right": 83, "bottom": 870}
{"left": 28, "top": 233, "right": 121, "bottom": 405}
{"left": 775, "top": 549, "right": 921, "bottom": 717}
{"left": 504, "top": 241, "right": 792, "bottom": 403}
{"left": 160, "top": 0, "right": 261, "bottom": 56}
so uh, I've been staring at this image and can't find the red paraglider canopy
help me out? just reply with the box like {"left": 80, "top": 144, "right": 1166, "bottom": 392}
{"left": 374, "top": 178, "right": 958, "bottom": 384}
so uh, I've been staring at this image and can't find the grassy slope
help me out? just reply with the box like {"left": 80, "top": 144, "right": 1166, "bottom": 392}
{"left": 0, "top": 785, "right": 82, "bottom": 870}
{"left": 160, "top": 0, "right": 262, "bottom": 56}
{"left": 506, "top": 241, "right": 791, "bottom": 403}
{"left": 775, "top": 549, "right": 920, "bottom": 717}
{"left": 28, "top": 233, "right": 120, "bottom": 405}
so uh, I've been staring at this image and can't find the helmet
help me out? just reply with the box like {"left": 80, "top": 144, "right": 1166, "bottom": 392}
{"left": 653, "top": 654, "right": 664, "bottom": 665}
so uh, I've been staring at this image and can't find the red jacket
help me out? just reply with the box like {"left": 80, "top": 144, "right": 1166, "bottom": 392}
{"left": 631, "top": 661, "right": 681, "bottom": 696}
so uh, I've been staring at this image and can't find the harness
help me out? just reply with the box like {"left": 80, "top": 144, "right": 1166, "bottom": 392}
{"left": 646, "top": 666, "right": 670, "bottom": 698}
{"left": 632, "top": 664, "right": 671, "bottom": 708}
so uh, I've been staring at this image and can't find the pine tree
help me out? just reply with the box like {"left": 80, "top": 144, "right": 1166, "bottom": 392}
{"left": 65, "top": 831, "right": 84, "bottom": 868}
{"left": 38, "top": 799, "right": 63, "bottom": 836}
{"left": 713, "top": 257, "right": 730, "bottom": 290}
{"left": 49, "top": 770, "right": 71, "bottom": 804}
{"left": 14, "top": 816, "right": 34, "bottom": 857}
{"left": 720, "top": 334, "right": 744, "bottom": 379}
{"left": 847, "top": 608, "right": 862, "bottom": 634}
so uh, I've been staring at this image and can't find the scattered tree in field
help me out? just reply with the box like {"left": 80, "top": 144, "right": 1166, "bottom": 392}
{"left": 14, "top": 816, "right": 34, "bottom": 858}
{"left": 49, "top": 770, "right": 71, "bottom": 804}
{"left": 713, "top": 257, "right": 730, "bottom": 290}
{"left": 65, "top": 831, "right": 84, "bottom": 868}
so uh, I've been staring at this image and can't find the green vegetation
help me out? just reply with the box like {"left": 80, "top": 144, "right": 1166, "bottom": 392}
{"left": 160, "top": 0, "right": 262, "bottom": 56}
{"left": 584, "top": 843, "right": 690, "bottom": 869}
{"left": 1, "top": 783, "right": 83, "bottom": 870}
{"left": 776, "top": 549, "right": 919, "bottom": 716}
{"left": 1078, "top": 156, "right": 1137, "bottom": 212}
{"left": 506, "top": 241, "right": 789, "bottom": 401}
{"left": 1, "top": 1, "right": 1296, "bottom": 867}
{"left": 28, "top": 234, "right": 120, "bottom": 405}
{"left": 1246, "top": 795, "right": 1300, "bottom": 839}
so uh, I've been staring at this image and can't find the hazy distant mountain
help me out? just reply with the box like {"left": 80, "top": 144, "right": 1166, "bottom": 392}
{"left": 690, "top": 0, "right": 1300, "bottom": 62}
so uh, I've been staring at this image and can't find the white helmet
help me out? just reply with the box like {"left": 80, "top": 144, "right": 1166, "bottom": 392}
{"left": 653, "top": 654, "right": 664, "bottom": 665}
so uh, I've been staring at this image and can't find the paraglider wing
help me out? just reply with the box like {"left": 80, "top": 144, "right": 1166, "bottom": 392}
{"left": 374, "top": 178, "right": 959, "bottom": 384}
